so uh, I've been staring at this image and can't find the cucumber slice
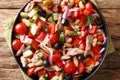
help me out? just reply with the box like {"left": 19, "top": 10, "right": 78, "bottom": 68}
{"left": 20, "top": 12, "right": 28, "bottom": 18}
{"left": 30, "top": 24, "right": 39, "bottom": 35}
{"left": 48, "top": 16, "right": 54, "bottom": 22}
{"left": 51, "top": 76, "right": 59, "bottom": 80}
{"left": 59, "top": 32, "right": 65, "bottom": 43}
{"left": 30, "top": 14, "right": 39, "bottom": 23}
{"left": 39, "top": 74, "right": 48, "bottom": 80}
{"left": 45, "top": 9, "right": 53, "bottom": 15}
{"left": 34, "top": 59, "right": 43, "bottom": 67}
{"left": 23, "top": 50, "right": 33, "bottom": 58}
{"left": 52, "top": 13, "right": 59, "bottom": 21}
{"left": 21, "top": 18, "right": 31, "bottom": 26}
{"left": 28, "top": 8, "right": 39, "bottom": 18}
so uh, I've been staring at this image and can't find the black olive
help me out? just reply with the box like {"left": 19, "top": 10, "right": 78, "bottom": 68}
{"left": 54, "top": 42, "right": 63, "bottom": 49}
{"left": 43, "top": 60, "right": 50, "bottom": 67}
{"left": 77, "top": 54, "right": 85, "bottom": 61}
{"left": 95, "top": 18, "right": 102, "bottom": 26}
{"left": 65, "top": 74, "right": 73, "bottom": 80}
{"left": 37, "top": 9, "right": 46, "bottom": 18}
{"left": 62, "top": 19, "right": 69, "bottom": 26}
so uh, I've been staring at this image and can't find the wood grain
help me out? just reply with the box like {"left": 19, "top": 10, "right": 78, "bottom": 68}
{"left": 0, "top": 0, "right": 120, "bottom": 80}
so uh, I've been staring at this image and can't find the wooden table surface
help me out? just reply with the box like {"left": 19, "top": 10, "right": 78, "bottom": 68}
{"left": 0, "top": 0, "right": 120, "bottom": 80}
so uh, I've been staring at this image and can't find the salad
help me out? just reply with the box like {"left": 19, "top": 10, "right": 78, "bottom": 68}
{"left": 12, "top": 0, "right": 106, "bottom": 80}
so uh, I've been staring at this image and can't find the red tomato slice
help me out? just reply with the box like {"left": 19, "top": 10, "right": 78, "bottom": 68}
{"left": 14, "top": 22, "right": 27, "bottom": 35}
{"left": 52, "top": 50, "right": 61, "bottom": 62}
{"left": 79, "top": 41, "right": 86, "bottom": 50}
{"left": 78, "top": 62, "right": 85, "bottom": 74}
{"left": 89, "top": 26, "right": 97, "bottom": 34}
{"left": 97, "top": 34, "right": 104, "bottom": 42}
{"left": 74, "top": 0, "right": 80, "bottom": 5}
{"left": 37, "top": 68, "right": 47, "bottom": 76}
{"left": 83, "top": 9, "right": 91, "bottom": 16}
{"left": 37, "top": 32, "right": 46, "bottom": 41}
{"left": 93, "top": 53, "right": 101, "bottom": 62}
{"left": 92, "top": 45, "right": 101, "bottom": 54}
{"left": 27, "top": 66, "right": 36, "bottom": 76}
{"left": 48, "top": 71, "right": 55, "bottom": 79}
{"left": 55, "top": 71, "right": 61, "bottom": 76}
{"left": 85, "top": 2, "right": 93, "bottom": 10}
{"left": 36, "top": 19, "right": 46, "bottom": 29}
{"left": 43, "top": 52, "right": 49, "bottom": 60}
{"left": 64, "top": 61, "right": 77, "bottom": 74}
{"left": 80, "top": 15, "right": 86, "bottom": 24}
{"left": 49, "top": 34, "right": 59, "bottom": 45}
{"left": 31, "top": 40, "right": 39, "bottom": 50}
{"left": 84, "top": 58, "right": 95, "bottom": 67}
{"left": 55, "top": 60, "right": 64, "bottom": 68}
{"left": 12, "top": 39, "right": 22, "bottom": 51}
{"left": 72, "top": 38, "right": 80, "bottom": 46}
{"left": 47, "top": 22, "right": 56, "bottom": 34}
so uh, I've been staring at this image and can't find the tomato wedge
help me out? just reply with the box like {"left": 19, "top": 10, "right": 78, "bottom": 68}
{"left": 27, "top": 66, "right": 36, "bottom": 76}
{"left": 37, "top": 32, "right": 46, "bottom": 41}
{"left": 78, "top": 62, "right": 85, "bottom": 74}
{"left": 31, "top": 40, "right": 39, "bottom": 50}
{"left": 37, "top": 68, "right": 47, "bottom": 76}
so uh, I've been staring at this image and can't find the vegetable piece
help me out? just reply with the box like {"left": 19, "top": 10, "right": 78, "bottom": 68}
{"left": 52, "top": 13, "right": 59, "bottom": 21}
{"left": 85, "top": 2, "right": 93, "bottom": 10}
{"left": 14, "top": 22, "right": 27, "bottom": 35}
{"left": 59, "top": 32, "right": 65, "bottom": 43}
{"left": 64, "top": 61, "right": 77, "bottom": 74}
{"left": 43, "top": 52, "right": 49, "bottom": 60}
{"left": 92, "top": 45, "right": 101, "bottom": 54}
{"left": 34, "top": 59, "right": 43, "bottom": 66}
{"left": 51, "top": 75, "right": 59, "bottom": 80}
{"left": 28, "top": 8, "right": 39, "bottom": 18}
{"left": 43, "top": 60, "right": 50, "bottom": 67}
{"left": 84, "top": 58, "right": 95, "bottom": 66}
{"left": 72, "top": 38, "right": 80, "bottom": 46}
{"left": 89, "top": 26, "right": 97, "bottom": 34}
{"left": 27, "top": 66, "right": 36, "bottom": 76}
{"left": 21, "top": 18, "right": 31, "bottom": 26}
{"left": 50, "top": 34, "right": 59, "bottom": 45}
{"left": 38, "top": 8, "right": 47, "bottom": 18}
{"left": 65, "top": 74, "right": 73, "bottom": 80}
{"left": 31, "top": 40, "right": 39, "bottom": 50}
{"left": 23, "top": 50, "right": 33, "bottom": 58}
{"left": 78, "top": 62, "right": 85, "bottom": 74}
{"left": 48, "top": 71, "right": 55, "bottom": 80}
{"left": 37, "top": 32, "right": 46, "bottom": 41}
{"left": 97, "top": 34, "right": 104, "bottom": 42}
{"left": 38, "top": 68, "right": 47, "bottom": 76}
{"left": 93, "top": 53, "right": 101, "bottom": 62}
{"left": 72, "top": 31, "right": 81, "bottom": 36}
{"left": 39, "top": 74, "right": 48, "bottom": 80}
{"left": 12, "top": 39, "right": 22, "bottom": 51}
{"left": 48, "top": 16, "right": 54, "bottom": 22}
{"left": 52, "top": 50, "right": 61, "bottom": 62}
{"left": 74, "top": 0, "right": 80, "bottom": 5}
{"left": 43, "top": 0, "right": 52, "bottom": 6}
{"left": 47, "top": 22, "right": 56, "bottom": 34}
{"left": 30, "top": 14, "right": 39, "bottom": 23}
{"left": 20, "top": 12, "right": 28, "bottom": 18}
{"left": 79, "top": 41, "right": 86, "bottom": 50}
{"left": 36, "top": 19, "right": 46, "bottom": 29}
{"left": 85, "top": 15, "right": 94, "bottom": 25}
{"left": 30, "top": 23, "right": 39, "bottom": 36}
{"left": 55, "top": 60, "right": 64, "bottom": 68}
{"left": 83, "top": 9, "right": 91, "bottom": 16}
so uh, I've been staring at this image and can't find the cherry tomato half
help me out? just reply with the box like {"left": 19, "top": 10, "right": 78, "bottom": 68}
{"left": 64, "top": 61, "right": 77, "bottom": 74}
{"left": 27, "top": 66, "right": 36, "bottom": 76}
{"left": 49, "top": 34, "right": 59, "bottom": 45}
{"left": 14, "top": 22, "right": 27, "bottom": 35}
{"left": 12, "top": 39, "right": 22, "bottom": 51}
{"left": 78, "top": 62, "right": 85, "bottom": 74}
{"left": 85, "top": 2, "right": 93, "bottom": 10}
{"left": 36, "top": 19, "right": 46, "bottom": 29}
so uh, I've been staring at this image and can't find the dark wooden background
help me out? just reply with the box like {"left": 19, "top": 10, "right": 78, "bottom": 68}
{"left": 0, "top": 0, "right": 120, "bottom": 80}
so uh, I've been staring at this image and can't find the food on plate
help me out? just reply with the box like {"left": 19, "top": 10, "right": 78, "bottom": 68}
{"left": 12, "top": 0, "right": 106, "bottom": 80}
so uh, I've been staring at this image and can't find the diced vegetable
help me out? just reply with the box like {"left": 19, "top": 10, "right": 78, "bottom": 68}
{"left": 34, "top": 59, "right": 43, "bottom": 66}
{"left": 52, "top": 13, "right": 59, "bottom": 21}
{"left": 30, "top": 14, "right": 39, "bottom": 23}
{"left": 39, "top": 74, "right": 48, "bottom": 80}
{"left": 51, "top": 75, "right": 59, "bottom": 80}
{"left": 28, "top": 8, "right": 39, "bottom": 18}
{"left": 59, "top": 32, "right": 64, "bottom": 43}
{"left": 20, "top": 12, "right": 28, "bottom": 18}
{"left": 30, "top": 23, "right": 39, "bottom": 36}
{"left": 23, "top": 50, "right": 33, "bottom": 58}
